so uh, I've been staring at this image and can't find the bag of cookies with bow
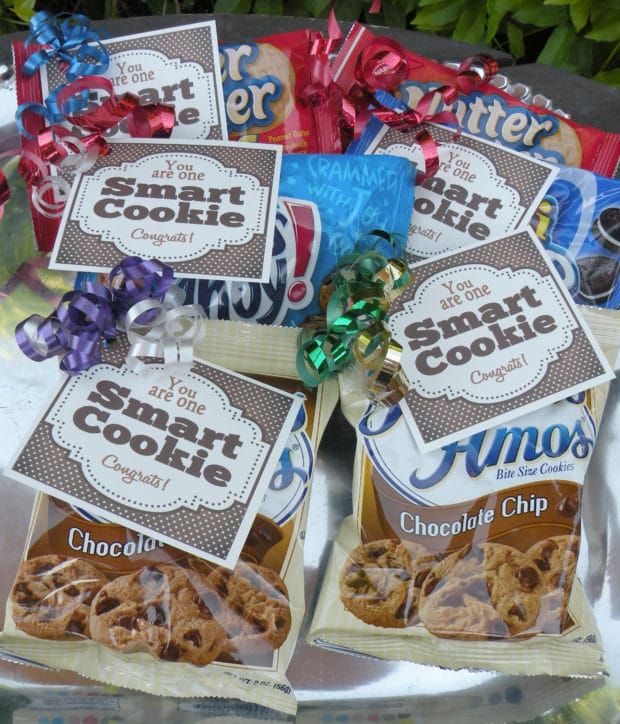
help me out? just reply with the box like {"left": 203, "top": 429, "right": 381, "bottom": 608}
{"left": 0, "top": 288, "right": 337, "bottom": 717}
{"left": 305, "top": 213, "right": 620, "bottom": 677}
{"left": 332, "top": 21, "right": 620, "bottom": 178}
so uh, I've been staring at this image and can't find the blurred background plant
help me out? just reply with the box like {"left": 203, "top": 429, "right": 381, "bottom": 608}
{"left": 0, "top": 0, "right": 618, "bottom": 85}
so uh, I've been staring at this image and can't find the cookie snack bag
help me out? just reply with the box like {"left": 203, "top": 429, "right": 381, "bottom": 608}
{"left": 532, "top": 167, "right": 620, "bottom": 309}
{"left": 308, "top": 307, "right": 619, "bottom": 676}
{"left": 220, "top": 29, "right": 336, "bottom": 153}
{"left": 332, "top": 23, "right": 620, "bottom": 178}
{"left": 179, "top": 153, "right": 416, "bottom": 327}
{"left": 0, "top": 322, "right": 338, "bottom": 715}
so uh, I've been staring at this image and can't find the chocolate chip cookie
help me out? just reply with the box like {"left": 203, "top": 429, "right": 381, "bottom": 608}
{"left": 89, "top": 563, "right": 226, "bottom": 666}
{"left": 339, "top": 539, "right": 439, "bottom": 628}
{"left": 419, "top": 542, "right": 544, "bottom": 639}
{"left": 205, "top": 560, "right": 291, "bottom": 660}
{"left": 527, "top": 534, "right": 580, "bottom": 632}
{"left": 11, "top": 554, "right": 106, "bottom": 640}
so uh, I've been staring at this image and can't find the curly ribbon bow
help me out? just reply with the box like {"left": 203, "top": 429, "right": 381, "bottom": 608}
{"left": 296, "top": 231, "right": 412, "bottom": 406}
{"left": 336, "top": 24, "right": 498, "bottom": 174}
{"left": 14, "top": 76, "right": 175, "bottom": 226}
{"left": 16, "top": 10, "right": 172, "bottom": 148}
{"left": 297, "top": 20, "right": 345, "bottom": 154}
{"left": 370, "top": 91, "right": 458, "bottom": 179}
{"left": 366, "top": 53, "right": 497, "bottom": 177}
{"left": 12, "top": 14, "right": 176, "bottom": 251}
{"left": 301, "top": 47, "right": 343, "bottom": 153}
{"left": 15, "top": 283, "right": 116, "bottom": 374}
{"left": 15, "top": 257, "right": 205, "bottom": 375}
{"left": 22, "top": 11, "right": 110, "bottom": 80}
{"left": 17, "top": 75, "right": 175, "bottom": 155}
{"left": 111, "top": 258, "right": 205, "bottom": 372}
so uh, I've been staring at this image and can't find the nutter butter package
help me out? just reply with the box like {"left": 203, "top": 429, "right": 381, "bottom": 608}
{"left": 220, "top": 29, "right": 329, "bottom": 153}
{"left": 307, "top": 306, "right": 620, "bottom": 676}
{"left": 0, "top": 322, "right": 338, "bottom": 716}
{"left": 332, "top": 23, "right": 620, "bottom": 179}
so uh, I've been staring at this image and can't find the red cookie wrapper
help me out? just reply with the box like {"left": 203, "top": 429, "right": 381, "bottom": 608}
{"left": 332, "top": 22, "right": 620, "bottom": 178}
{"left": 220, "top": 28, "right": 343, "bottom": 154}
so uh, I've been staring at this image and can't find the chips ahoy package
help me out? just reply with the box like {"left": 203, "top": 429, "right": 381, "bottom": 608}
{"left": 179, "top": 153, "right": 416, "bottom": 327}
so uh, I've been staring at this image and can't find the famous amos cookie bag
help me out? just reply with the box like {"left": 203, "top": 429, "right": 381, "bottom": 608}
{"left": 306, "top": 214, "right": 619, "bottom": 676}
{"left": 0, "top": 319, "right": 338, "bottom": 715}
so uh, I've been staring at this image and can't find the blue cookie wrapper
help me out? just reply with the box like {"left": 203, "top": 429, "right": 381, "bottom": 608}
{"left": 178, "top": 153, "right": 416, "bottom": 327}
{"left": 535, "top": 167, "right": 620, "bottom": 310}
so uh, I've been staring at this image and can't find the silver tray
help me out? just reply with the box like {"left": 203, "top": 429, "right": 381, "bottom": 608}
{"left": 0, "top": 16, "right": 619, "bottom": 723}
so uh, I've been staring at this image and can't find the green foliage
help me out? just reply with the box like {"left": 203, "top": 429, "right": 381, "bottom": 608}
{"left": 207, "top": 0, "right": 619, "bottom": 85}
{"left": 0, "top": 0, "right": 35, "bottom": 33}
{"left": 404, "top": 0, "right": 619, "bottom": 86}
{"left": 11, "top": 0, "right": 616, "bottom": 87}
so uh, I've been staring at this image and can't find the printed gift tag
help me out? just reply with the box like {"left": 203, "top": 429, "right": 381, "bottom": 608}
{"left": 42, "top": 20, "right": 228, "bottom": 141}
{"left": 49, "top": 139, "right": 281, "bottom": 282}
{"left": 351, "top": 122, "right": 557, "bottom": 260}
{"left": 389, "top": 229, "right": 615, "bottom": 452}
{"left": 6, "top": 337, "right": 303, "bottom": 568}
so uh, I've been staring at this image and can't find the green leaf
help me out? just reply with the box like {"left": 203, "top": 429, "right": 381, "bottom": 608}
{"left": 506, "top": 20, "right": 525, "bottom": 59}
{"left": 586, "top": 8, "right": 620, "bottom": 41}
{"left": 452, "top": 1, "right": 487, "bottom": 44}
{"left": 146, "top": 0, "right": 165, "bottom": 13}
{"left": 513, "top": 4, "right": 567, "bottom": 26}
{"left": 327, "top": 0, "right": 362, "bottom": 20}
{"left": 254, "top": 0, "right": 283, "bottom": 13}
{"left": 569, "top": 0, "right": 592, "bottom": 32}
{"left": 412, "top": 0, "right": 466, "bottom": 31}
{"left": 537, "top": 22, "right": 576, "bottom": 65}
{"left": 593, "top": 67, "right": 620, "bottom": 86}
{"left": 395, "top": 0, "right": 421, "bottom": 12}
{"left": 486, "top": 0, "right": 512, "bottom": 44}
{"left": 11, "top": 0, "right": 35, "bottom": 22}
{"left": 380, "top": 0, "right": 415, "bottom": 29}
{"left": 568, "top": 34, "right": 594, "bottom": 75}
{"left": 303, "top": 0, "right": 331, "bottom": 17}
{"left": 147, "top": 0, "right": 190, "bottom": 13}
{"left": 214, "top": 0, "right": 252, "bottom": 12}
